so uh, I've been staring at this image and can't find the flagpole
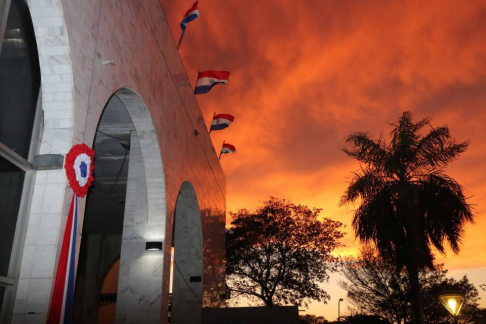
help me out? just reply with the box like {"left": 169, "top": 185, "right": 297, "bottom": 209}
{"left": 177, "top": 34, "right": 183, "bottom": 49}
{"left": 219, "top": 140, "right": 225, "bottom": 161}
{"left": 194, "top": 71, "right": 200, "bottom": 94}
{"left": 208, "top": 112, "right": 216, "bottom": 134}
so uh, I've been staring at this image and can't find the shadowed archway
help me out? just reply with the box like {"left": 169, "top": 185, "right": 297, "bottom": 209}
{"left": 74, "top": 89, "right": 166, "bottom": 323}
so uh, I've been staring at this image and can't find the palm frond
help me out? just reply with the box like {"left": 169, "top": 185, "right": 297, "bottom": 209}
{"left": 418, "top": 173, "right": 474, "bottom": 254}
{"left": 413, "top": 126, "right": 469, "bottom": 172}
{"left": 352, "top": 185, "right": 403, "bottom": 256}
{"left": 340, "top": 171, "right": 387, "bottom": 205}
{"left": 387, "top": 112, "right": 430, "bottom": 179}
{"left": 390, "top": 112, "right": 430, "bottom": 143}
{"left": 343, "top": 131, "right": 388, "bottom": 171}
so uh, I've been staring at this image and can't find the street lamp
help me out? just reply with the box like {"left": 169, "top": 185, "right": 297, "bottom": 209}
{"left": 338, "top": 298, "right": 344, "bottom": 322}
{"left": 439, "top": 291, "right": 465, "bottom": 323}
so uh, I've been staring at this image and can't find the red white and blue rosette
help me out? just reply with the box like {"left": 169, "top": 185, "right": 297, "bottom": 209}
{"left": 48, "top": 144, "right": 95, "bottom": 324}
{"left": 64, "top": 143, "right": 95, "bottom": 198}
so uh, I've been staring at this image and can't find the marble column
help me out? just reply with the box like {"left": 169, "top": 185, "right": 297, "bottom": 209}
{"left": 115, "top": 132, "right": 164, "bottom": 324}
{"left": 171, "top": 183, "right": 203, "bottom": 324}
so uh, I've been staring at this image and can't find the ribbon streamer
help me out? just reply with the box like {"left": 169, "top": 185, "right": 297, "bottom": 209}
{"left": 47, "top": 195, "right": 77, "bottom": 324}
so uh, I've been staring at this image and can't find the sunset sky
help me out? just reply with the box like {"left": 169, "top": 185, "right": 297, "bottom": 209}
{"left": 159, "top": 0, "right": 486, "bottom": 319}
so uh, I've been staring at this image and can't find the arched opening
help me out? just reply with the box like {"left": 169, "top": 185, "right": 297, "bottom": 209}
{"left": 73, "top": 93, "right": 132, "bottom": 323}
{"left": 171, "top": 182, "right": 204, "bottom": 324}
{"left": 73, "top": 89, "right": 166, "bottom": 323}
{"left": 0, "top": 0, "right": 41, "bottom": 321}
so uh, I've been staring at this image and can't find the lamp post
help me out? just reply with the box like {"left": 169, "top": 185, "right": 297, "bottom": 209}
{"left": 338, "top": 298, "right": 343, "bottom": 322}
{"left": 439, "top": 291, "right": 465, "bottom": 324}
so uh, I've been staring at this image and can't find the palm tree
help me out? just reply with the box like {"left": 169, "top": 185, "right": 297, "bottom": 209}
{"left": 340, "top": 112, "right": 474, "bottom": 324}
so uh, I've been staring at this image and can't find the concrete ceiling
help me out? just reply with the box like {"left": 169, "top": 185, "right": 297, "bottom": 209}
{"left": 84, "top": 95, "right": 134, "bottom": 235}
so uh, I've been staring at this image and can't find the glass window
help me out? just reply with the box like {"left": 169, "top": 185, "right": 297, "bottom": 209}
{"left": 0, "top": 285, "right": 5, "bottom": 313}
{"left": 0, "top": 0, "right": 41, "bottom": 159}
{"left": 0, "top": 156, "right": 25, "bottom": 277}
{"left": 0, "top": 0, "right": 41, "bottom": 320}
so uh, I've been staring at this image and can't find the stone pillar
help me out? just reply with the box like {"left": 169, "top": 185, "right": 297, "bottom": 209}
{"left": 115, "top": 132, "right": 164, "bottom": 324}
{"left": 171, "top": 184, "right": 203, "bottom": 324}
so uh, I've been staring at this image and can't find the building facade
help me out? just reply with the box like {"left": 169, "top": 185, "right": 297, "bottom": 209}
{"left": 0, "top": 0, "right": 226, "bottom": 323}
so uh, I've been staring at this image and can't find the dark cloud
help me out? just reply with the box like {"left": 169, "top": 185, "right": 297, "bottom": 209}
{"left": 413, "top": 77, "right": 486, "bottom": 116}
{"left": 160, "top": 0, "right": 486, "bottom": 279}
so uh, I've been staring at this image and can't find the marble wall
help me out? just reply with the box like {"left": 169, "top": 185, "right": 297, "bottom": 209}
{"left": 11, "top": 0, "right": 74, "bottom": 322}
{"left": 11, "top": 0, "right": 227, "bottom": 323}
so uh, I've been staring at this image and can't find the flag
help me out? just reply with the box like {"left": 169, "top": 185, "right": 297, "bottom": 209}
{"left": 221, "top": 143, "right": 236, "bottom": 154}
{"left": 195, "top": 71, "right": 230, "bottom": 95}
{"left": 210, "top": 114, "right": 234, "bottom": 131}
{"left": 178, "top": 1, "right": 199, "bottom": 46}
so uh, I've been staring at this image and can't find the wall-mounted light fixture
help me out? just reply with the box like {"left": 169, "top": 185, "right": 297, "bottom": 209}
{"left": 146, "top": 242, "right": 163, "bottom": 251}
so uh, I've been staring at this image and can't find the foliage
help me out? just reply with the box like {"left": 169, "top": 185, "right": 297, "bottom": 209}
{"left": 339, "top": 247, "right": 482, "bottom": 324}
{"left": 475, "top": 309, "right": 486, "bottom": 324}
{"left": 341, "top": 314, "right": 391, "bottom": 324}
{"left": 226, "top": 197, "right": 344, "bottom": 307}
{"left": 299, "top": 314, "right": 327, "bottom": 324}
{"left": 422, "top": 275, "right": 481, "bottom": 324}
{"left": 340, "top": 111, "right": 474, "bottom": 323}
{"left": 339, "top": 246, "right": 415, "bottom": 323}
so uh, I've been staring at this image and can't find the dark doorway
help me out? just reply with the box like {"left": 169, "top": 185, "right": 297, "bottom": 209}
{"left": 73, "top": 94, "right": 134, "bottom": 323}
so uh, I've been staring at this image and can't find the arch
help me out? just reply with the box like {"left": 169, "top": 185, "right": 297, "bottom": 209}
{"left": 28, "top": 0, "right": 75, "bottom": 155}
{"left": 171, "top": 181, "right": 204, "bottom": 324}
{"left": 7, "top": 0, "right": 76, "bottom": 322}
{"left": 72, "top": 88, "right": 167, "bottom": 323}
{"left": 114, "top": 88, "right": 167, "bottom": 323}
{"left": 111, "top": 88, "right": 166, "bottom": 227}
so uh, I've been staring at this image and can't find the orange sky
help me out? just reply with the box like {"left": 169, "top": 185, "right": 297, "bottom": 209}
{"left": 160, "top": 0, "right": 486, "bottom": 319}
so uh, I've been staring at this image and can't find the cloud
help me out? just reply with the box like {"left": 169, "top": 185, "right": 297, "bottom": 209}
{"left": 160, "top": 0, "right": 486, "bottom": 273}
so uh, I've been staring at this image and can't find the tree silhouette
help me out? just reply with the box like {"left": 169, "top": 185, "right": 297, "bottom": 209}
{"left": 340, "top": 112, "right": 474, "bottom": 324}
{"left": 339, "top": 246, "right": 414, "bottom": 323}
{"left": 422, "top": 274, "right": 481, "bottom": 324}
{"left": 299, "top": 314, "right": 327, "bottom": 324}
{"left": 226, "top": 198, "right": 344, "bottom": 307}
{"left": 340, "top": 247, "right": 481, "bottom": 323}
{"left": 341, "top": 314, "right": 391, "bottom": 324}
